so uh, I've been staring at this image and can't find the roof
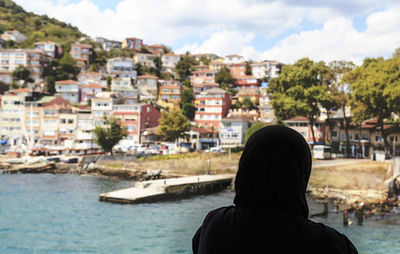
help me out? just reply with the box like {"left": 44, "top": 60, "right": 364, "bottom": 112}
{"left": 55, "top": 80, "right": 79, "bottom": 85}
{"left": 11, "top": 88, "right": 30, "bottom": 93}
{"left": 191, "top": 127, "right": 213, "bottom": 134}
{"left": 162, "top": 53, "right": 178, "bottom": 56}
{"left": 201, "top": 88, "right": 227, "bottom": 95}
{"left": 137, "top": 75, "right": 158, "bottom": 79}
{"left": 192, "top": 70, "right": 216, "bottom": 74}
{"left": 81, "top": 83, "right": 103, "bottom": 89}
{"left": 284, "top": 116, "right": 309, "bottom": 122}
{"left": 34, "top": 40, "right": 57, "bottom": 45}
{"left": 71, "top": 42, "right": 92, "bottom": 48}
{"left": 36, "top": 96, "right": 57, "bottom": 104}
{"left": 225, "top": 54, "right": 243, "bottom": 58}
{"left": 223, "top": 115, "right": 255, "bottom": 122}
{"left": 79, "top": 71, "right": 102, "bottom": 76}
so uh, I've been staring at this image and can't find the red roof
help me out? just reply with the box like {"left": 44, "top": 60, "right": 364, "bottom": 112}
{"left": 285, "top": 116, "right": 309, "bottom": 122}
{"left": 55, "top": 80, "right": 79, "bottom": 85}
{"left": 137, "top": 75, "right": 158, "bottom": 79}
{"left": 81, "top": 83, "right": 103, "bottom": 89}
{"left": 11, "top": 88, "right": 30, "bottom": 93}
{"left": 191, "top": 127, "right": 213, "bottom": 134}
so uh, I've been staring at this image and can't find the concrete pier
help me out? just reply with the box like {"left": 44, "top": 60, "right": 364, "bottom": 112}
{"left": 99, "top": 174, "right": 235, "bottom": 204}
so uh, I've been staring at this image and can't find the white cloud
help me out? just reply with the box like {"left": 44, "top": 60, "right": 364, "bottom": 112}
{"left": 260, "top": 6, "right": 400, "bottom": 65}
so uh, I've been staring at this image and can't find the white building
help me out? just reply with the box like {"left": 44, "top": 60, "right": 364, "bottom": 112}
{"left": 219, "top": 116, "right": 252, "bottom": 148}
{"left": 55, "top": 80, "right": 80, "bottom": 104}
{"left": 161, "top": 53, "right": 180, "bottom": 72}
{"left": 106, "top": 57, "right": 137, "bottom": 80}
{"left": 223, "top": 55, "right": 244, "bottom": 66}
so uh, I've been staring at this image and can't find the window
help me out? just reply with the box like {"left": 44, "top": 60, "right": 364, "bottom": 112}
{"left": 224, "top": 123, "right": 232, "bottom": 128}
{"left": 68, "top": 119, "right": 74, "bottom": 124}
{"left": 331, "top": 131, "right": 337, "bottom": 137}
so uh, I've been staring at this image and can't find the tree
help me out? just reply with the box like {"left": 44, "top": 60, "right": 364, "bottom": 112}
{"left": 158, "top": 109, "right": 191, "bottom": 142}
{"left": 329, "top": 60, "right": 356, "bottom": 157}
{"left": 181, "top": 87, "right": 194, "bottom": 104}
{"left": 245, "top": 61, "right": 252, "bottom": 75}
{"left": 393, "top": 47, "right": 400, "bottom": 58}
{"left": 241, "top": 97, "right": 256, "bottom": 110}
{"left": 245, "top": 122, "right": 267, "bottom": 143}
{"left": 93, "top": 117, "right": 127, "bottom": 154}
{"left": 162, "top": 44, "right": 172, "bottom": 54}
{"left": 345, "top": 57, "right": 400, "bottom": 151}
{"left": 139, "top": 46, "right": 151, "bottom": 53}
{"left": 175, "top": 54, "right": 198, "bottom": 81}
{"left": 106, "top": 75, "right": 112, "bottom": 91}
{"left": 216, "top": 68, "right": 234, "bottom": 91}
{"left": 46, "top": 76, "right": 56, "bottom": 95}
{"left": 12, "top": 65, "right": 32, "bottom": 86}
{"left": 268, "top": 58, "right": 331, "bottom": 145}
{"left": 42, "top": 53, "right": 80, "bottom": 81}
{"left": 136, "top": 63, "right": 143, "bottom": 76}
{"left": 182, "top": 103, "right": 196, "bottom": 120}
{"left": 153, "top": 56, "right": 163, "bottom": 78}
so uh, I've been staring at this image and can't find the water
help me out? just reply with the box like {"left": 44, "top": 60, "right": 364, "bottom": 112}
{"left": 0, "top": 174, "right": 400, "bottom": 253}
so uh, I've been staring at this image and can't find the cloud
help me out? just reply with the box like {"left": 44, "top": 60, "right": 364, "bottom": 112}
{"left": 260, "top": 6, "right": 400, "bottom": 65}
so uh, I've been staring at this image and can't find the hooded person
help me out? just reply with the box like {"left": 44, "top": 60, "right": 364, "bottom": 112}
{"left": 192, "top": 125, "right": 358, "bottom": 254}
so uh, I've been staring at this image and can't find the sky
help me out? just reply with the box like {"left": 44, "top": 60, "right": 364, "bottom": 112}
{"left": 13, "top": 0, "right": 400, "bottom": 65}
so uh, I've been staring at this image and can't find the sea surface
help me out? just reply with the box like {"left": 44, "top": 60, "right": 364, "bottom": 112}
{"left": 1, "top": 174, "right": 400, "bottom": 254}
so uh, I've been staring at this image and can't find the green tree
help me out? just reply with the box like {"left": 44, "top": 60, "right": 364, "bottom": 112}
{"left": 182, "top": 80, "right": 191, "bottom": 88}
{"left": 158, "top": 109, "right": 191, "bottom": 142}
{"left": 215, "top": 68, "right": 234, "bottom": 91}
{"left": 106, "top": 75, "right": 112, "bottom": 91}
{"left": 245, "top": 61, "right": 252, "bottom": 75}
{"left": 393, "top": 47, "right": 400, "bottom": 58}
{"left": 329, "top": 60, "right": 355, "bottom": 157}
{"left": 199, "top": 55, "right": 211, "bottom": 65}
{"left": 268, "top": 58, "right": 331, "bottom": 145}
{"left": 12, "top": 65, "right": 32, "bottom": 86}
{"left": 245, "top": 122, "right": 267, "bottom": 143}
{"left": 241, "top": 97, "right": 256, "bottom": 110}
{"left": 136, "top": 63, "right": 143, "bottom": 76}
{"left": 46, "top": 76, "right": 56, "bottom": 95}
{"left": 93, "top": 117, "right": 127, "bottom": 154}
{"left": 181, "top": 87, "right": 194, "bottom": 104}
{"left": 153, "top": 56, "right": 163, "bottom": 78}
{"left": 175, "top": 54, "right": 198, "bottom": 81}
{"left": 162, "top": 44, "right": 172, "bottom": 54}
{"left": 182, "top": 103, "right": 196, "bottom": 120}
{"left": 139, "top": 46, "right": 150, "bottom": 53}
{"left": 345, "top": 57, "right": 400, "bottom": 151}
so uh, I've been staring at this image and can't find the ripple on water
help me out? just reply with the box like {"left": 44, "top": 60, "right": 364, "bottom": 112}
{"left": 1, "top": 174, "right": 400, "bottom": 253}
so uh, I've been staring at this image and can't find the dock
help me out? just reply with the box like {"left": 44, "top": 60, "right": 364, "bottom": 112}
{"left": 99, "top": 174, "right": 235, "bottom": 204}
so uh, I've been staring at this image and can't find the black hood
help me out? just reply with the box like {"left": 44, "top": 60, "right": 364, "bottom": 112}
{"left": 234, "top": 125, "right": 312, "bottom": 218}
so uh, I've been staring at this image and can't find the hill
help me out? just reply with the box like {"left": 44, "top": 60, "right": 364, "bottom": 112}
{"left": 0, "top": 0, "right": 86, "bottom": 49}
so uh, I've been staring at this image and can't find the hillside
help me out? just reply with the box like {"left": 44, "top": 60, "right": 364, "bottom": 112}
{"left": 0, "top": 0, "right": 86, "bottom": 48}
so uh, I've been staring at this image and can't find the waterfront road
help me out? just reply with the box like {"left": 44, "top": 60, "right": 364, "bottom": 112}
{"left": 312, "top": 159, "right": 371, "bottom": 168}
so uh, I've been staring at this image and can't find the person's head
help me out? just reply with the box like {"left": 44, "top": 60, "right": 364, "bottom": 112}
{"left": 234, "top": 125, "right": 312, "bottom": 218}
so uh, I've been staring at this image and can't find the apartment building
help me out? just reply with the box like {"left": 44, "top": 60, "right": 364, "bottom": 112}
{"left": 80, "top": 83, "right": 103, "bottom": 104}
{"left": 106, "top": 57, "right": 137, "bottom": 79}
{"left": 136, "top": 75, "right": 158, "bottom": 96}
{"left": 146, "top": 44, "right": 164, "bottom": 56}
{"left": 34, "top": 41, "right": 62, "bottom": 58}
{"left": 1, "top": 30, "right": 26, "bottom": 43}
{"left": 161, "top": 53, "right": 180, "bottom": 72}
{"left": 78, "top": 71, "right": 106, "bottom": 87}
{"left": 91, "top": 94, "right": 114, "bottom": 126}
{"left": 158, "top": 80, "right": 181, "bottom": 104}
{"left": 55, "top": 80, "right": 80, "bottom": 104}
{"left": 95, "top": 37, "right": 122, "bottom": 51}
{"left": 134, "top": 53, "right": 156, "bottom": 68}
{"left": 208, "top": 58, "right": 225, "bottom": 71}
{"left": 194, "top": 88, "right": 231, "bottom": 128}
{"left": 0, "top": 48, "right": 51, "bottom": 84}
{"left": 284, "top": 116, "right": 327, "bottom": 145}
{"left": 70, "top": 43, "right": 93, "bottom": 68}
{"left": 223, "top": 55, "right": 244, "bottom": 66}
{"left": 251, "top": 60, "right": 283, "bottom": 80}
{"left": 234, "top": 76, "right": 261, "bottom": 89}
{"left": 230, "top": 63, "right": 246, "bottom": 79}
{"left": 259, "top": 105, "right": 276, "bottom": 124}
{"left": 219, "top": 115, "right": 252, "bottom": 148}
{"left": 122, "top": 37, "right": 143, "bottom": 51}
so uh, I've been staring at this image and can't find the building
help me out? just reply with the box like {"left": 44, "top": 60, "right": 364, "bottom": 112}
{"left": 251, "top": 60, "right": 283, "bottom": 80}
{"left": 193, "top": 82, "right": 219, "bottom": 95}
{"left": 219, "top": 115, "right": 252, "bottom": 148}
{"left": 78, "top": 71, "right": 106, "bottom": 87}
{"left": 182, "top": 127, "right": 218, "bottom": 150}
{"left": 122, "top": 37, "right": 143, "bottom": 51}
{"left": 55, "top": 80, "right": 80, "bottom": 104}
{"left": 193, "top": 65, "right": 209, "bottom": 71}
{"left": 136, "top": 75, "right": 158, "bottom": 97}
{"left": 146, "top": 44, "right": 165, "bottom": 56}
{"left": 106, "top": 57, "right": 137, "bottom": 80}
{"left": 192, "top": 53, "right": 219, "bottom": 62}
{"left": 95, "top": 37, "right": 122, "bottom": 51}
{"left": 1, "top": 30, "right": 26, "bottom": 43}
{"left": 34, "top": 41, "right": 62, "bottom": 58}
{"left": 0, "top": 48, "right": 51, "bottom": 84}
{"left": 259, "top": 105, "right": 276, "bottom": 124}
{"left": 208, "top": 58, "right": 225, "bottom": 71}
{"left": 161, "top": 53, "right": 180, "bottom": 72}
{"left": 91, "top": 96, "right": 113, "bottom": 126}
{"left": 284, "top": 116, "right": 327, "bottom": 145}
{"left": 191, "top": 70, "right": 217, "bottom": 85}
{"left": 158, "top": 80, "right": 181, "bottom": 104}
{"left": 230, "top": 63, "right": 246, "bottom": 79}
{"left": 69, "top": 106, "right": 99, "bottom": 155}
{"left": 194, "top": 88, "right": 231, "bottom": 128}
{"left": 236, "top": 88, "right": 260, "bottom": 106}
{"left": 234, "top": 76, "right": 261, "bottom": 89}
{"left": 80, "top": 83, "right": 103, "bottom": 104}
{"left": 134, "top": 53, "right": 156, "bottom": 68}
{"left": 113, "top": 103, "right": 161, "bottom": 146}
{"left": 223, "top": 55, "right": 244, "bottom": 65}
{"left": 70, "top": 43, "right": 93, "bottom": 68}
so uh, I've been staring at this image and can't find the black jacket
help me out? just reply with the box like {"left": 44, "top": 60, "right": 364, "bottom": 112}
{"left": 193, "top": 125, "right": 358, "bottom": 254}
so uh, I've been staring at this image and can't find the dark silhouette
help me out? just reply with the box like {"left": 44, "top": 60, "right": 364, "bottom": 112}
{"left": 193, "top": 125, "right": 358, "bottom": 253}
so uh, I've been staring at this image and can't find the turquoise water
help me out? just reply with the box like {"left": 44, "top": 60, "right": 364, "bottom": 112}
{"left": 0, "top": 174, "right": 400, "bottom": 253}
